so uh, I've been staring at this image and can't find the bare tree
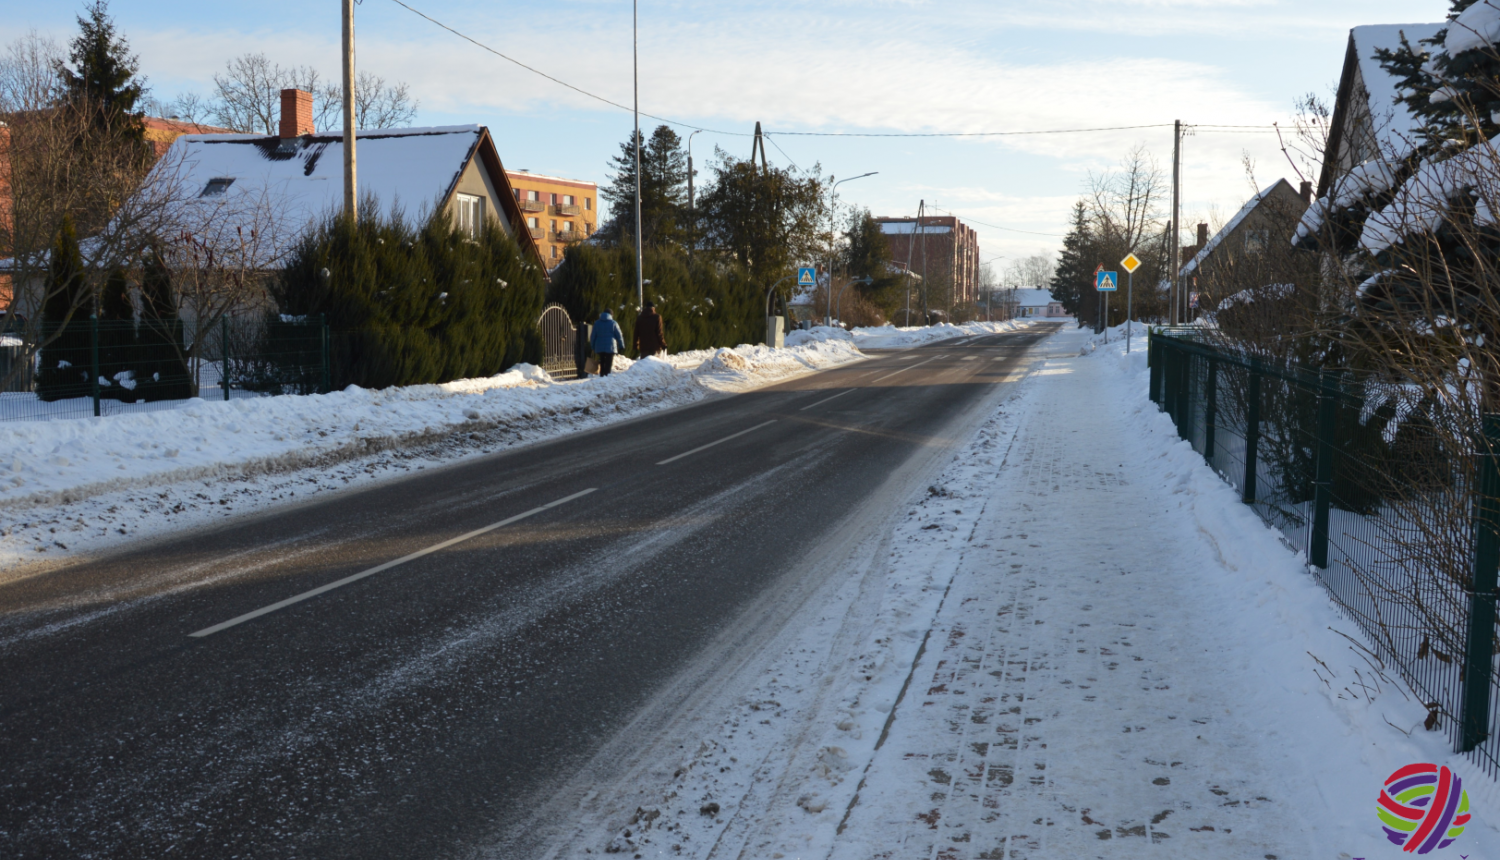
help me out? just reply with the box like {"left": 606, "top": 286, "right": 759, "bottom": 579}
{"left": 0, "top": 31, "right": 64, "bottom": 114}
{"left": 187, "top": 54, "right": 418, "bottom": 134}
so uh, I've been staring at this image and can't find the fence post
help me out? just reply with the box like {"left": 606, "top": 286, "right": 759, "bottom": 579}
{"left": 221, "top": 316, "right": 230, "bottom": 402}
{"left": 1309, "top": 372, "right": 1338, "bottom": 569}
{"left": 1177, "top": 347, "right": 1192, "bottom": 440}
{"left": 90, "top": 314, "right": 100, "bottom": 418}
{"left": 1244, "top": 359, "right": 1261, "bottom": 504}
{"left": 1149, "top": 333, "right": 1162, "bottom": 405}
{"left": 320, "top": 315, "right": 331, "bottom": 394}
{"left": 1204, "top": 355, "right": 1218, "bottom": 462}
{"left": 1461, "top": 413, "right": 1500, "bottom": 752}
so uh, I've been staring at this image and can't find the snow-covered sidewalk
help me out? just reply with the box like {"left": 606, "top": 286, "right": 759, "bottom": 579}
{"left": 533, "top": 324, "right": 1498, "bottom": 858}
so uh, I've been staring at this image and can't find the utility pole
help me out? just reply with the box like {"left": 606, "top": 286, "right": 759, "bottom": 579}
{"left": 633, "top": 0, "right": 643, "bottom": 311}
{"left": 341, "top": 0, "right": 356, "bottom": 222}
{"left": 903, "top": 200, "right": 924, "bottom": 326}
{"left": 1170, "top": 119, "right": 1182, "bottom": 325}
{"left": 920, "top": 203, "right": 929, "bottom": 324}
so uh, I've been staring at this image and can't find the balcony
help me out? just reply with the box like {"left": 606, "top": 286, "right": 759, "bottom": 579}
{"left": 554, "top": 229, "right": 581, "bottom": 242}
{"left": 554, "top": 203, "right": 581, "bottom": 216}
{"left": 519, "top": 200, "right": 546, "bottom": 212}
{"left": 528, "top": 227, "right": 545, "bottom": 240}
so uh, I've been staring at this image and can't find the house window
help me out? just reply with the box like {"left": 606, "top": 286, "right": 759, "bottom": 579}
{"left": 1244, "top": 229, "right": 1269, "bottom": 254}
{"left": 585, "top": 197, "right": 592, "bottom": 210}
{"left": 550, "top": 193, "right": 559, "bottom": 205}
{"left": 565, "top": 221, "right": 574, "bottom": 233}
{"left": 455, "top": 193, "right": 485, "bottom": 238}
{"left": 526, "top": 190, "right": 539, "bottom": 202}
{"left": 562, "top": 194, "right": 575, "bottom": 206}
{"left": 512, "top": 189, "right": 520, "bottom": 200}
{"left": 527, "top": 216, "right": 539, "bottom": 229}
{"left": 550, "top": 245, "right": 558, "bottom": 259}
{"left": 550, "top": 219, "right": 557, "bottom": 231}
{"left": 200, "top": 177, "right": 235, "bottom": 197}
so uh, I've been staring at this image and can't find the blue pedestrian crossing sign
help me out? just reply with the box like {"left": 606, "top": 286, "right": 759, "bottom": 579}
{"left": 1096, "top": 270, "right": 1118, "bottom": 292}
{"left": 797, "top": 267, "right": 817, "bottom": 288}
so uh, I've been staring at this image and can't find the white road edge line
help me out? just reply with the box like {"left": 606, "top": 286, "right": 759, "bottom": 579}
{"left": 657, "top": 420, "right": 777, "bottom": 466}
{"left": 870, "top": 355, "right": 942, "bottom": 384}
{"left": 188, "top": 487, "right": 599, "bottom": 638}
{"left": 799, "top": 389, "right": 854, "bottom": 411}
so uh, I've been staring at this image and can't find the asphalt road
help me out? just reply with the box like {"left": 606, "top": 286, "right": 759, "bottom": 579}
{"left": 0, "top": 322, "right": 1063, "bottom": 859}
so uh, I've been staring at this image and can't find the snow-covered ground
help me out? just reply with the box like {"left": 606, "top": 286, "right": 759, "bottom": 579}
{"left": 523, "top": 323, "right": 1499, "bottom": 859}
{"left": 0, "top": 319, "right": 1033, "bottom": 575}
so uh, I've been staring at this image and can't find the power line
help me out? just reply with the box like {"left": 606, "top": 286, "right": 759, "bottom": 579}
{"left": 384, "top": 0, "right": 747, "bottom": 136}
{"left": 929, "top": 206, "right": 1064, "bottom": 237}
{"left": 383, "top": 0, "right": 1283, "bottom": 143}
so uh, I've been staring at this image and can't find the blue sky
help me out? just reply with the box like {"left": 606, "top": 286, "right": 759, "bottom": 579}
{"left": 4, "top": 0, "right": 1454, "bottom": 270}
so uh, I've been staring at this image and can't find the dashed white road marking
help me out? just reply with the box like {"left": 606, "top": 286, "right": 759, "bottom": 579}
{"left": 189, "top": 488, "right": 599, "bottom": 638}
{"left": 657, "top": 420, "right": 778, "bottom": 466}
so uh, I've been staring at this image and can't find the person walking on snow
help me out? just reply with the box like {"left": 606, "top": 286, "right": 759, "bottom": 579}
{"left": 634, "top": 301, "right": 667, "bottom": 358}
{"left": 591, "top": 310, "right": 626, "bottom": 377}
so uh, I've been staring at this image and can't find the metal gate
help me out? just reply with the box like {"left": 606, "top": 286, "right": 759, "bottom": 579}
{"left": 537, "top": 304, "right": 575, "bottom": 377}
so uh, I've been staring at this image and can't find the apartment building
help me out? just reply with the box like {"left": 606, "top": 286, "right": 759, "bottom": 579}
{"left": 874, "top": 215, "right": 981, "bottom": 308}
{"left": 505, "top": 170, "right": 599, "bottom": 269}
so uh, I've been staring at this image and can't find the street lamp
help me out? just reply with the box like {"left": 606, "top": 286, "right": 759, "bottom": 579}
{"left": 826, "top": 171, "right": 878, "bottom": 327}
{"left": 687, "top": 129, "right": 702, "bottom": 261}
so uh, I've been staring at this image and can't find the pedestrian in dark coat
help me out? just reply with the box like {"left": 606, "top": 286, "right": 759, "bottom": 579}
{"left": 590, "top": 310, "right": 626, "bottom": 376}
{"left": 634, "top": 301, "right": 667, "bottom": 358}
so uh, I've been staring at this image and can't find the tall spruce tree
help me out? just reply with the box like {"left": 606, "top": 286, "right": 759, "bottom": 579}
{"left": 1050, "top": 201, "right": 1093, "bottom": 319}
{"left": 599, "top": 125, "right": 688, "bottom": 248}
{"left": 55, "top": 0, "right": 147, "bottom": 143}
{"left": 36, "top": 215, "right": 92, "bottom": 402}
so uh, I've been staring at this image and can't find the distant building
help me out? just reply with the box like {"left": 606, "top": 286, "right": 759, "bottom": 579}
{"left": 1006, "top": 288, "right": 1066, "bottom": 318}
{"left": 874, "top": 215, "right": 980, "bottom": 308}
{"left": 505, "top": 170, "right": 599, "bottom": 270}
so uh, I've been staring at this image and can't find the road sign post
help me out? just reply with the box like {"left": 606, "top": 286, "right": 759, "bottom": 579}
{"left": 1096, "top": 270, "right": 1118, "bottom": 343}
{"left": 1121, "top": 253, "right": 1141, "bottom": 353}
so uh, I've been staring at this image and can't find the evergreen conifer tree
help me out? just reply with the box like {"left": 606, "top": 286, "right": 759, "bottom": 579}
{"left": 97, "top": 266, "right": 137, "bottom": 401}
{"left": 55, "top": 0, "right": 147, "bottom": 143}
{"left": 599, "top": 125, "right": 688, "bottom": 248}
{"left": 137, "top": 249, "right": 192, "bottom": 401}
{"left": 36, "top": 215, "right": 92, "bottom": 402}
{"left": 1050, "top": 201, "right": 1093, "bottom": 319}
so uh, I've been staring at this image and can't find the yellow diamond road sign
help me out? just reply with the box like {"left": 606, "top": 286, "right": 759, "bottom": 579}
{"left": 1121, "top": 253, "right": 1142, "bottom": 273}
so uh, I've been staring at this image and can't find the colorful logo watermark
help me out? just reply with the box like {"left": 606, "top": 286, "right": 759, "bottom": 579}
{"left": 1377, "top": 763, "right": 1471, "bottom": 854}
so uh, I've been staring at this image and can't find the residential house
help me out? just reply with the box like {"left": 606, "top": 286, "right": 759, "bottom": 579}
{"left": 505, "top": 170, "right": 598, "bottom": 270}
{"left": 1318, "top": 22, "right": 1444, "bottom": 199}
{"left": 1179, "top": 178, "right": 1311, "bottom": 310}
{"left": 1007, "top": 288, "right": 1067, "bottom": 319}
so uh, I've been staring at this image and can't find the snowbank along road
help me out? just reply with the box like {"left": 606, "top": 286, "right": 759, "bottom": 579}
{"left": 0, "top": 322, "right": 1063, "bottom": 858}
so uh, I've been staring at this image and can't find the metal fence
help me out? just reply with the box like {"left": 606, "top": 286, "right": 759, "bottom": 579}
{"left": 1149, "top": 331, "right": 1500, "bottom": 778}
{"left": 1, "top": 315, "right": 329, "bottom": 422}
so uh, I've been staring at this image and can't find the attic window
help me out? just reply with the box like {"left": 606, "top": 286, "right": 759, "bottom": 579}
{"left": 200, "top": 177, "right": 235, "bottom": 197}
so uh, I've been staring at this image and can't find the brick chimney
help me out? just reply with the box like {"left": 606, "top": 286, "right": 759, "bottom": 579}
{"left": 1196, "top": 223, "right": 1209, "bottom": 248}
{"left": 279, "top": 88, "right": 315, "bottom": 138}
{"left": 1299, "top": 179, "right": 1313, "bottom": 203}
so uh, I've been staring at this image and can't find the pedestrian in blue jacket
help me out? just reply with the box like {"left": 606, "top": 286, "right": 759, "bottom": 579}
{"left": 590, "top": 310, "right": 626, "bottom": 376}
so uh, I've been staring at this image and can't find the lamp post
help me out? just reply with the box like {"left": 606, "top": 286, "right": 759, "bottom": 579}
{"left": 687, "top": 129, "right": 702, "bottom": 262}
{"left": 826, "top": 171, "right": 877, "bottom": 327}
{"left": 633, "top": 0, "right": 643, "bottom": 311}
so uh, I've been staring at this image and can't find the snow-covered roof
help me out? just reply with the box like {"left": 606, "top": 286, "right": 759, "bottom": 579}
{"left": 879, "top": 221, "right": 953, "bottom": 235}
{"left": 1351, "top": 24, "right": 1444, "bottom": 158}
{"left": 1181, "top": 180, "right": 1292, "bottom": 277}
{"left": 1010, "top": 288, "right": 1055, "bottom": 307}
{"left": 162, "top": 125, "right": 483, "bottom": 229}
